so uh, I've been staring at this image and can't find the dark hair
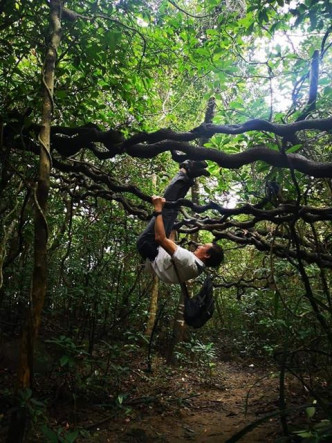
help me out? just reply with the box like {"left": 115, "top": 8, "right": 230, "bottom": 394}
{"left": 205, "top": 243, "right": 224, "bottom": 268}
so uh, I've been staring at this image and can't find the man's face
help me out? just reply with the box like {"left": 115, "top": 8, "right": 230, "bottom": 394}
{"left": 194, "top": 243, "right": 213, "bottom": 260}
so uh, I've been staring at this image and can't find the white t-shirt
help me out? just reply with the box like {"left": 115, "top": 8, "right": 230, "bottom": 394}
{"left": 145, "top": 245, "right": 204, "bottom": 284}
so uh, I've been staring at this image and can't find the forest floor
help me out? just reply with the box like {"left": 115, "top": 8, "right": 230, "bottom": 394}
{"left": 1, "top": 345, "right": 310, "bottom": 443}
{"left": 72, "top": 358, "right": 306, "bottom": 443}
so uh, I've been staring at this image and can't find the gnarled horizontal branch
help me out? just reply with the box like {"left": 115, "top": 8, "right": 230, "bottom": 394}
{"left": 50, "top": 116, "right": 332, "bottom": 177}
{"left": 5, "top": 114, "right": 332, "bottom": 178}
{"left": 126, "top": 140, "right": 332, "bottom": 178}
{"left": 123, "top": 116, "right": 332, "bottom": 145}
{"left": 213, "top": 230, "right": 332, "bottom": 268}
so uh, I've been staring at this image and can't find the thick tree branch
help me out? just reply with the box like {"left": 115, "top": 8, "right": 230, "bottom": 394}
{"left": 5, "top": 115, "right": 332, "bottom": 177}
{"left": 123, "top": 117, "right": 332, "bottom": 144}
{"left": 126, "top": 141, "right": 332, "bottom": 178}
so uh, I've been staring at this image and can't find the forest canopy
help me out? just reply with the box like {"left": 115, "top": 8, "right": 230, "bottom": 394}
{"left": 2, "top": 0, "right": 332, "bottom": 267}
{"left": 1, "top": 0, "right": 332, "bottom": 441}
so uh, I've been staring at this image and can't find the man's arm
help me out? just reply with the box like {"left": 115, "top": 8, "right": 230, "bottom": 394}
{"left": 152, "top": 196, "right": 178, "bottom": 256}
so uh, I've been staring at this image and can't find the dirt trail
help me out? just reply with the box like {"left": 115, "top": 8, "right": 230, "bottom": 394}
{"left": 86, "top": 361, "right": 286, "bottom": 442}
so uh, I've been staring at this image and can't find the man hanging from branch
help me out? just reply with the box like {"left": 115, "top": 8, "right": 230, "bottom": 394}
{"left": 137, "top": 161, "right": 224, "bottom": 284}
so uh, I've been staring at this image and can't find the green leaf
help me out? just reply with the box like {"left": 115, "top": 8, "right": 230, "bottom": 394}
{"left": 65, "top": 430, "right": 79, "bottom": 443}
{"left": 60, "top": 355, "right": 70, "bottom": 366}
{"left": 117, "top": 394, "right": 125, "bottom": 405}
{"left": 286, "top": 144, "right": 302, "bottom": 153}
{"left": 56, "top": 90, "right": 67, "bottom": 99}
{"left": 306, "top": 406, "right": 316, "bottom": 419}
{"left": 293, "top": 430, "right": 313, "bottom": 438}
{"left": 41, "top": 425, "right": 59, "bottom": 443}
{"left": 30, "top": 398, "right": 45, "bottom": 407}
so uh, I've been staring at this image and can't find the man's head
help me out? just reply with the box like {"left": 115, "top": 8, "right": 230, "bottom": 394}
{"left": 194, "top": 242, "right": 224, "bottom": 268}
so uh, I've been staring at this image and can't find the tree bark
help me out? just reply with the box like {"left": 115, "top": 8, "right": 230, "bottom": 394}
{"left": 7, "top": 2, "right": 62, "bottom": 441}
{"left": 145, "top": 274, "right": 159, "bottom": 336}
{"left": 145, "top": 174, "right": 160, "bottom": 337}
{"left": 17, "top": 0, "right": 62, "bottom": 391}
{"left": 166, "top": 293, "right": 186, "bottom": 365}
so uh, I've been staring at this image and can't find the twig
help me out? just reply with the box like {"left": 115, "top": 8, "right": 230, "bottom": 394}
{"left": 167, "top": 0, "right": 212, "bottom": 18}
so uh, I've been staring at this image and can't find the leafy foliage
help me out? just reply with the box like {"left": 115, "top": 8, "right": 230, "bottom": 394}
{"left": 1, "top": 0, "right": 332, "bottom": 440}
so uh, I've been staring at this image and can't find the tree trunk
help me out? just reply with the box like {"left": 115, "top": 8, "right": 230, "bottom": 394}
{"left": 145, "top": 274, "right": 159, "bottom": 336}
{"left": 17, "top": 0, "right": 62, "bottom": 391}
{"left": 166, "top": 291, "right": 187, "bottom": 364}
{"left": 145, "top": 174, "right": 159, "bottom": 337}
{"left": 7, "top": 2, "right": 62, "bottom": 441}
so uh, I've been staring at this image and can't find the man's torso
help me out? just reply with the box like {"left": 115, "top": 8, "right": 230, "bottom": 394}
{"left": 145, "top": 246, "right": 204, "bottom": 284}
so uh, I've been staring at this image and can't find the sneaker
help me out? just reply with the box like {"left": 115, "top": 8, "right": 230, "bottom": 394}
{"left": 180, "top": 160, "right": 210, "bottom": 178}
